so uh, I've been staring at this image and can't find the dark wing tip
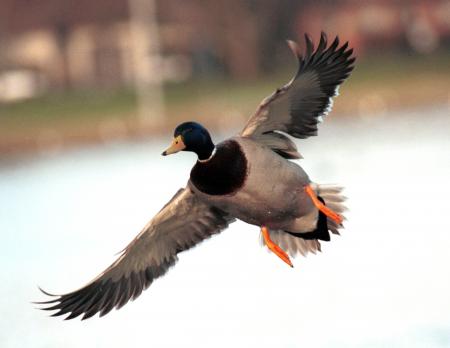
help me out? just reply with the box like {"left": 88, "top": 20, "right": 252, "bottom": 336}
{"left": 304, "top": 33, "right": 314, "bottom": 60}
{"left": 286, "top": 32, "right": 356, "bottom": 75}
{"left": 35, "top": 262, "right": 175, "bottom": 320}
{"left": 296, "top": 32, "right": 355, "bottom": 76}
{"left": 286, "top": 33, "right": 356, "bottom": 82}
{"left": 33, "top": 286, "right": 61, "bottom": 305}
{"left": 318, "top": 32, "right": 328, "bottom": 52}
{"left": 329, "top": 35, "right": 340, "bottom": 52}
{"left": 37, "top": 286, "right": 58, "bottom": 297}
{"left": 35, "top": 280, "right": 111, "bottom": 320}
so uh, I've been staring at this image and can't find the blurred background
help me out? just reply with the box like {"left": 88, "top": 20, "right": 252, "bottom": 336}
{"left": 0, "top": 0, "right": 449, "bottom": 347}
{"left": 0, "top": 0, "right": 449, "bottom": 154}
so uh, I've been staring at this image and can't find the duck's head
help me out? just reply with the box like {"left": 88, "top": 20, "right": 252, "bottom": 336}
{"left": 162, "top": 122, "right": 215, "bottom": 161}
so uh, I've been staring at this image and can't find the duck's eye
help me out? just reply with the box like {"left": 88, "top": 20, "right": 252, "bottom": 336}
{"left": 175, "top": 140, "right": 179, "bottom": 144}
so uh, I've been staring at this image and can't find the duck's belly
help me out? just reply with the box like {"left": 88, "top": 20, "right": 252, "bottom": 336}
{"left": 189, "top": 137, "right": 314, "bottom": 230}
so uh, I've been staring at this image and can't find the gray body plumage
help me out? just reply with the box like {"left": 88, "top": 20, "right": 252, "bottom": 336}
{"left": 189, "top": 136, "right": 317, "bottom": 232}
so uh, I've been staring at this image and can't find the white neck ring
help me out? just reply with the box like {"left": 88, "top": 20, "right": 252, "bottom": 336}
{"left": 197, "top": 147, "right": 217, "bottom": 163}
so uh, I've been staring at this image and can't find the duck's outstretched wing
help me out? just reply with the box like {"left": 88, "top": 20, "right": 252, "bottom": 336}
{"left": 241, "top": 32, "right": 355, "bottom": 159}
{"left": 37, "top": 188, "right": 235, "bottom": 320}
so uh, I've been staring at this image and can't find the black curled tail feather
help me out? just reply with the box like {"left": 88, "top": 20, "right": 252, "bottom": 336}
{"left": 286, "top": 197, "right": 331, "bottom": 241}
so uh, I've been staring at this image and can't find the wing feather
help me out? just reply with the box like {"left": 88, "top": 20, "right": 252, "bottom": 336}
{"left": 241, "top": 32, "right": 355, "bottom": 158}
{"left": 37, "top": 188, "right": 234, "bottom": 320}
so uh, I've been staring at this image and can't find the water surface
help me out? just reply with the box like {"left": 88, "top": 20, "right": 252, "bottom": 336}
{"left": 1, "top": 107, "right": 449, "bottom": 347}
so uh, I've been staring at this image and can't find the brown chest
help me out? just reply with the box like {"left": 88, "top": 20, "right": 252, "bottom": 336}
{"left": 190, "top": 140, "right": 248, "bottom": 195}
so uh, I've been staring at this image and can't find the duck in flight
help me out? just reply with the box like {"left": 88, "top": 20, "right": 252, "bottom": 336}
{"left": 37, "top": 32, "right": 355, "bottom": 320}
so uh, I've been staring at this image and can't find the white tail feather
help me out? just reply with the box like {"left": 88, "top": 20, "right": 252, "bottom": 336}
{"left": 260, "top": 230, "right": 322, "bottom": 258}
{"left": 317, "top": 184, "right": 347, "bottom": 234}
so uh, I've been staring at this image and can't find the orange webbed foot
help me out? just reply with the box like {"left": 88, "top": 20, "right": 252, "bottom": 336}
{"left": 304, "top": 185, "right": 343, "bottom": 225}
{"left": 261, "top": 226, "right": 293, "bottom": 268}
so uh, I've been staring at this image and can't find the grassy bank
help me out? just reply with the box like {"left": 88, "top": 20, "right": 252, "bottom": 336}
{"left": 1, "top": 51, "right": 449, "bottom": 155}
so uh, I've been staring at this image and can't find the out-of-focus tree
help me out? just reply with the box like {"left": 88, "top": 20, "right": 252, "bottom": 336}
{"left": 0, "top": 0, "right": 448, "bottom": 95}
{"left": 159, "top": 0, "right": 302, "bottom": 79}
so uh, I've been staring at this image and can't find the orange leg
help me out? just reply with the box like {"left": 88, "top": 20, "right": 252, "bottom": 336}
{"left": 261, "top": 226, "right": 293, "bottom": 268}
{"left": 304, "top": 185, "right": 343, "bottom": 225}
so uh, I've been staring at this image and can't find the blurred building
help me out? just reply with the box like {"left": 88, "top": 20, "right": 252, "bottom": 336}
{"left": 0, "top": 0, "right": 449, "bottom": 101}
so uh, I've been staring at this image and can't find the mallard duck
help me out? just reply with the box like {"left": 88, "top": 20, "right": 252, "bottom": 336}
{"left": 38, "top": 32, "right": 355, "bottom": 320}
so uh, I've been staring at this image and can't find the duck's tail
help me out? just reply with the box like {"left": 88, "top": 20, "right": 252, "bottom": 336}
{"left": 314, "top": 184, "right": 347, "bottom": 235}
{"left": 261, "top": 184, "right": 347, "bottom": 258}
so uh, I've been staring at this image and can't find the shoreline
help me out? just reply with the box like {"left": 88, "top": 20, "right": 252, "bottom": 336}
{"left": 1, "top": 52, "right": 449, "bottom": 158}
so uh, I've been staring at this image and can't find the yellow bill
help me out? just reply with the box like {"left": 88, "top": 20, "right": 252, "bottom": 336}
{"left": 162, "top": 135, "right": 186, "bottom": 156}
